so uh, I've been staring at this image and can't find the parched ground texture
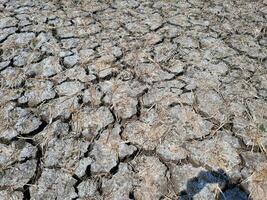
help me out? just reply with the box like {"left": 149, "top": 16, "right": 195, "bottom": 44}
{"left": 0, "top": 0, "right": 267, "bottom": 200}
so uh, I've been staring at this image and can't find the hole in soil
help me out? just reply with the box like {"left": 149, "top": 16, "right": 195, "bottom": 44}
{"left": 22, "top": 185, "right": 31, "bottom": 200}
{"left": 109, "top": 163, "right": 119, "bottom": 175}
{"left": 129, "top": 191, "right": 135, "bottom": 199}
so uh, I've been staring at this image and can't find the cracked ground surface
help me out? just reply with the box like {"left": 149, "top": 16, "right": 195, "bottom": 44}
{"left": 0, "top": 0, "right": 267, "bottom": 199}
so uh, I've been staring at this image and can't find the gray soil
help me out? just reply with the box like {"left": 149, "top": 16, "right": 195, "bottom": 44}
{"left": 0, "top": 0, "right": 267, "bottom": 200}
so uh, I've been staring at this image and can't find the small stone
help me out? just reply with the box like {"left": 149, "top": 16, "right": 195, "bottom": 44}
{"left": 196, "top": 89, "right": 225, "bottom": 121}
{"left": 156, "top": 131, "right": 189, "bottom": 162}
{"left": 222, "top": 187, "right": 248, "bottom": 200}
{"left": 111, "top": 46, "right": 122, "bottom": 58}
{"left": 170, "top": 164, "right": 205, "bottom": 193}
{"left": 26, "top": 56, "right": 63, "bottom": 77}
{"left": 56, "top": 81, "right": 84, "bottom": 96}
{"left": 145, "top": 33, "right": 163, "bottom": 45}
{"left": 0, "top": 61, "right": 10, "bottom": 70}
{"left": 170, "top": 164, "right": 228, "bottom": 199}
{"left": 19, "top": 142, "right": 37, "bottom": 161}
{"left": 0, "top": 141, "right": 37, "bottom": 166}
{"left": 165, "top": 59, "right": 185, "bottom": 74}
{"left": 13, "top": 51, "right": 41, "bottom": 67}
{"left": 43, "top": 137, "right": 88, "bottom": 169}
{"left": 160, "top": 24, "right": 181, "bottom": 38}
{"left": 0, "top": 190, "right": 23, "bottom": 200}
{"left": 36, "top": 33, "right": 60, "bottom": 55}
{"left": 154, "top": 42, "right": 178, "bottom": 63}
{"left": 230, "top": 35, "right": 267, "bottom": 59}
{"left": 142, "top": 82, "right": 183, "bottom": 107}
{"left": 168, "top": 15, "right": 191, "bottom": 27}
{"left": 131, "top": 156, "right": 168, "bottom": 200}
{"left": 74, "top": 157, "right": 92, "bottom": 177}
{"left": 205, "top": 61, "right": 229, "bottom": 75}
{"left": 30, "top": 168, "right": 78, "bottom": 200}
{"left": 232, "top": 99, "right": 267, "bottom": 149}
{"left": 125, "top": 22, "right": 149, "bottom": 34}
{"left": 90, "top": 139, "right": 118, "bottom": 173}
{"left": 0, "top": 17, "right": 18, "bottom": 28}
{"left": 135, "top": 63, "right": 175, "bottom": 84}
{"left": 174, "top": 35, "right": 199, "bottom": 48}
{"left": 79, "top": 49, "right": 95, "bottom": 64}
{"left": 77, "top": 179, "right": 99, "bottom": 199}
{"left": 82, "top": 87, "right": 103, "bottom": 106}
{"left": 0, "top": 128, "right": 18, "bottom": 141}
{"left": 243, "top": 163, "right": 267, "bottom": 200}
{"left": 117, "top": 69, "right": 134, "bottom": 81}
{"left": 0, "top": 160, "right": 37, "bottom": 189}
{"left": 240, "top": 151, "right": 266, "bottom": 178}
{"left": 99, "top": 67, "right": 116, "bottom": 79}
{"left": 0, "top": 67, "right": 25, "bottom": 88}
{"left": 64, "top": 65, "right": 95, "bottom": 83}
{"left": 2, "top": 32, "right": 35, "bottom": 47}
{"left": 10, "top": 107, "right": 42, "bottom": 135}
{"left": 38, "top": 96, "right": 79, "bottom": 122}
{"left": 102, "top": 163, "right": 134, "bottom": 199}
{"left": 88, "top": 55, "right": 116, "bottom": 75}
{"left": 59, "top": 50, "right": 73, "bottom": 58}
{"left": 61, "top": 38, "right": 80, "bottom": 49}
{"left": 169, "top": 105, "right": 213, "bottom": 140}
{"left": 0, "top": 27, "right": 17, "bottom": 42}
{"left": 186, "top": 132, "right": 241, "bottom": 179}
{"left": 33, "top": 120, "right": 69, "bottom": 144}
{"left": 202, "top": 37, "right": 237, "bottom": 60}
{"left": 56, "top": 26, "right": 82, "bottom": 38}
{"left": 145, "top": 13, "right": 163, "bottom": 30}
{"left": 122, "top": 119, "right": 168, "bottom": 151}
{"left": 63, "top": 54, "right": 79, "bottom": 68}
{"left": 112, "top": 92, "right": 138, "bottom": 119}
{"left": 118, "top": 143, "right": 137, "bottom": 160}
{"left": 18, "top": 80, "right": 56, "bottom": 106}
{"left": 178, "top": 92, "right": 195, "bottom": 105}
{"left": 90, "top": 125, "right": 136, "bottom": 173}
{"left": 71, "top": 106, "right": 114, "bottom": 139}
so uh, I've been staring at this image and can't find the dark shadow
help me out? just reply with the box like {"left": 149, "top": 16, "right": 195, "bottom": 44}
{"left": 179, "top": 169, "right": 249, "bottom": 200}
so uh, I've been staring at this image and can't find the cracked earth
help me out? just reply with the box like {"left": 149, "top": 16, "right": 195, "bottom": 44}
{"left": 0, "top": 0, "right": 267, "bottom": 200}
